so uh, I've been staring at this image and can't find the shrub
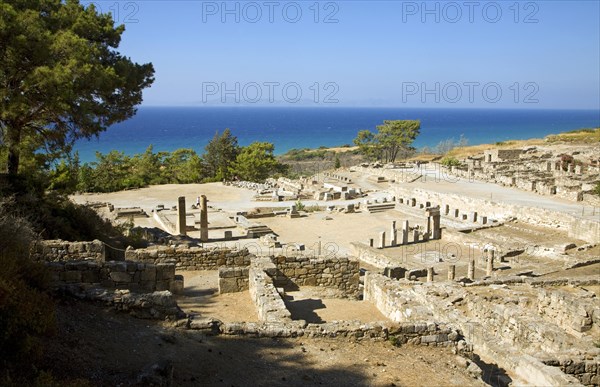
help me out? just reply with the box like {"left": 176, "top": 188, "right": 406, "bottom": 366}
{"left": 0, "top": 199, "right": 56, "bottom": 376}
{"left": 295, "top": 200, "right": 306, "bottom": 211}
{"left": 593, "top": 182, "right": 600, "bottom": 197}
{"left": 441, "top": 156, "right": 461, "bottom": 167}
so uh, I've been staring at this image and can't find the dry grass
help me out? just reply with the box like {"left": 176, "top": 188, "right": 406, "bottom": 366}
{"left": 445, "top": 128, "right": 599, "bottom": 159}
{"left": 546, "top": 128, "right": 600, "bottom": 143}
{"left": 306, "top": 146, "right": 358, "bottom": 153}
{"left": 408, "top": 153, "right": 442, "bottom": 162}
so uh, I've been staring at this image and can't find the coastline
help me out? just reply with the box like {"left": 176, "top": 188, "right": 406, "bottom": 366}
{"left": 72, "top": 107, "right": 600, "bottom": 163}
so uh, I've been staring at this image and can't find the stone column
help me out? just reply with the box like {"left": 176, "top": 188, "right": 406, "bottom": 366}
{"left": 427, "top": 267, "right": 434, "bottom": 282}
{"left": 378, "top": 231, "right": 386, "bottom": 249}
{"left": 390, "top": 221, "right": 397, "bottom": 247}
{"left": 200, "top": 195, "right": 209, "bottom": 242}
{"left": 401, "top": 220, "right": 409, "bottom": 245}
{"left": 413, "top": 230, "right": 419, "bottom": 243}
{"left": 176, "top": 196, "right": 186, "bottom": 236}
{"left": 427, "top": 207, "right": 441, "bottom": 240}
{"left": 468, "top": 259, "right": 475, "bottom": 280}
{"left": 448, "top": 265, "right": 455, "bottom": 281}
{"left": 486, "top": 250, "right": 495, "bottom": 276}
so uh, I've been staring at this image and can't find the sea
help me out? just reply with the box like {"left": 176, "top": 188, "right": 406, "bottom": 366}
{"left": 73, "top": 107, "right": 600, "bottom": 163}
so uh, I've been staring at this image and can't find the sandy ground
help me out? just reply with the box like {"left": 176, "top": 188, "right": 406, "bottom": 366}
{"left": 284, "top": 288, "right": 387, "bottom": 323}
{"left": 42, "top": 299, "right": 486, "bottom": 386}
{"left": 176, "top": 270, "right": 258, "bottom": 322}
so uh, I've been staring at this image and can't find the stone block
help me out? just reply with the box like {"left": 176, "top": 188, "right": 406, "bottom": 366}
{"left": 155, "top": 280, "right": 170, "bottom": 291}
{"left": 63, "top": 270, "right": 82, "bottom": 283}
{"left": 140, "top": 267, "right": 157, "bottom": 281}
{"left": 219, "top": 278, "right": 240, "bottom": 294}
{"left": 110, "top": 271, "right": 132, "bottom": 283}
{"left": 170, "top": 275, "right": 184, "bottom": 295}
{"left": 81, "top": 270, "right": 99, "bottom": 283}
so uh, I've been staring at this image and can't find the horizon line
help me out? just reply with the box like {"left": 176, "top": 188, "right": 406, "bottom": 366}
{"left": 138, "top": 105, "right": 600, "bottom": 111}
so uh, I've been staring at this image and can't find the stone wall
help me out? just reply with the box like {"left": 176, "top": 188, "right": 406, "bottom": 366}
{"left": 60, "top": 285, "right": 184, "bottom": 320}
{"left": 364, "top": 272, "right": 437, "bottom": 323}
{"left": 125, "top": 246, "right": 252, "bottom": 270}
{"left": 543, "top": 358, "right": 600, "bottom": 386}
{"left": 218, "top": 267, "right": 249, "bottom": 293}
{"left": 353, "top": 166, "right": 422, "bottom": 184}
{"left": 272, "top": 255, "right": 360, "bottom": 298}
{"left": 351, "top": 242, "right": 396, "bottom": 270}
{"left": 45, "top": 260, "right": 178, "bottom": 293}
{"left": 248, "top": 257, "right": 292, "bottom": 323}
{"left": 31, "top": 239, "right": 105, "bottom": 262}
{"left": 536, "top": 288, "right": 599, "bottom": 333}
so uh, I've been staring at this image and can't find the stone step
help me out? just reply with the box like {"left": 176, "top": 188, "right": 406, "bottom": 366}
{"left": 366, "top": 203, "right": 396, "bottom": 213}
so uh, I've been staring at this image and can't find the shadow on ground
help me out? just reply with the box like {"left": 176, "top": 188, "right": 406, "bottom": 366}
{"left": 40, "top": 299, "right": 372, "bottom": 386}
{"left": 284, "top": 296, "right": 326, "bottom": 323}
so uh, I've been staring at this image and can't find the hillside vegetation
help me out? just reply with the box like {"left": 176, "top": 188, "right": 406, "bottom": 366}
{"left": 445, "top": 128, "right": 599, "bottom": 159}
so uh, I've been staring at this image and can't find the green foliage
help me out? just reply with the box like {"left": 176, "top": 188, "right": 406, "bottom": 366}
{"left": 75, "top": 147, "right": 204, "bottom": 192}
{"left": 593, "top": 182, "right": 600, "bottom": 197}
{"left": 565, "top": 128, "right": 597, "bottom": 134}
{"left": 281, "top": 148, "right": 329, "bottom": 161}
{"left": 295, "top": 200, "right": 306, "bottom": 211}
{"left": 0, "top": 0, "right": 154, "bottom": 176}
{"left": 353, "top": 130, "right": 380, "bottom": 160}
{"left": 229, "top": 142, "right": 287, "bottom": 182}
{"left": 441, "top": 156, "right": 461, "bottom": 167}
{"left": 389, "top": 335, "right": 402, "bottom": 347}
{"left": 161, "top": 148, "right": 203, "bottom": 183}
{"left": 204, "top": 129, "right": 239, "bottom": 181}
{"left": 47, "top": 152, "right": 80, "bottom": 193}
{"left": 353, "top": 120, "right": 420, "bottom": 162}
{"left": 334, "top": 155, "right": 341, "bottom": 169}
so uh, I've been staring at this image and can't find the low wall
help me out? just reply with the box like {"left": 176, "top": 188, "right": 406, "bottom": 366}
{"left": 364, "top": 272, "right": 436, "bottom": 322}
{"left": 218, "top": 267, "right": 249, "bottom": 293}
{"left": 353, "top": 166, "right": 421, "bottom": 184}
{"left": 273, "top": 255, "right": 360, "bottom": 298}
{"left": 31, "top": 239, "right": 105, "bottom": 262}
{"left": 249, "top": 257, "right": 292, "bottom": 323}
{"left": 188, "top": 318, "right": 464, "bottom": 345}
{"left": 125, "top": 246, "right": 252, "bottom": 270}
{"left": 61, "top": 285, "right": 183, "bottom": 320}
{"left": 45, "top": 260, "right": 178, "bottom": 293}
{"left": 536, "top": 288, "right": 599, "bottom": 333}
{"left": 351, "top": 243, "right": 427, "bottom": 279}
{"left": 351, "top": 242, "right": 395, "bottom": 270}
{"left": 543, "top": 358, "right": 600, "bottom": 386}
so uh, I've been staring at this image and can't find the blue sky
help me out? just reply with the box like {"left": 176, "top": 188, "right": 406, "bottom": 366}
{"left": 85, "top": 0, "right": 600, "bottom": 109}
